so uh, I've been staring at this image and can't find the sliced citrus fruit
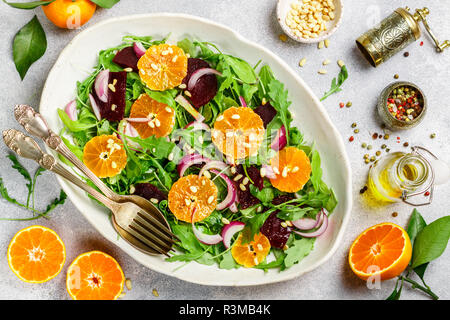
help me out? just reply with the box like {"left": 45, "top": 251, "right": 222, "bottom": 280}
{"left": 137, "top": 44, "right": 188, "bottom": 91}
{"left": 269, "top": 146, "right": 312, "bottom": 193}
{"left": 66, "top": 251, "right": 125, "bottom": 300}
{"left": 168, "top": 175, "right": 218, "bottom": 223}
{"left": 211, "top": 107, "right": 265, "bottom": 161}
{"left": 349, "top": 222, "right": 412, "bottom": 281}
{"left": 83, "top": 135, "right": 127, "bottom": 178}
{"left": 7, "top": 225, "right": 66, "bottom": 283}
{"left": 129, "top": 93, "right": 175, "bottom": 138}
{"left": 231, "top": 231, "right": 271, "bottom": 268}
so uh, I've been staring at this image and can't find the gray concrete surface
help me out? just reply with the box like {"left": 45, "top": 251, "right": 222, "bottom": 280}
{"left": 0, "top": 0, "right": 449, "bottom": 300}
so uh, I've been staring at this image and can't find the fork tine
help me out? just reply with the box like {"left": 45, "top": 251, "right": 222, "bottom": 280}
{"left": 130, "top": 220, "right": 173, "bottom": 252}
{"left": 135, "top": 213, "right": 178, "bottom": 244}
{"left": 126, "top": 225, "right": 171, "bottom": 257}
{"left": 135, "top": 208, "right": 177, "bottom": 239}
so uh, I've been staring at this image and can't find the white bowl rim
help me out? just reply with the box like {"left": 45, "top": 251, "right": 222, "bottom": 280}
{"left": 39, "top": 12, "right": 352, "bottom": 286}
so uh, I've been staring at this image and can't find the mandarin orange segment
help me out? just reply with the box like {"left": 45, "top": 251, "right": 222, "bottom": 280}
{"left": 168, "top": 175, "right": 218, "bottom": 223}
{"left": 269, "top": 146, "right": 312, "bottom": 193}
{"left": 66, "top": 251, "right": 125, "bottom": 300}
{"left": 83, "top": 135, "right": 127, "bottom": 178}
{"left": 231, "top": 232, "right": 271, "bottom": 268}
{"left": 7, "top": 225, "right": 66, "bottom": 283}
{"left": 349, "top": 223, "right": 412, "bottom": 281}
{"left": 211, "top": 107, "right": 265, "bottom": 161}
{"left": 137, "top": 44, "right": 188, "bottom": 91}
{"left": 129, "top": 93, "right": 175, "bottom": 138}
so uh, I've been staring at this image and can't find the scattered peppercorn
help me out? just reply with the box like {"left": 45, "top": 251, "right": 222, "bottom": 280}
{"left": 384, "top": 134, "right": 390, "bottom": 140}
{"left": 351, "top": 123, "right": 357, "bottom": 128}
{"left": 376, "top": 151, "right": 381, "bottom": 156}
{"left": 420, "top": 41, "right": 424, "bottom": 46}
{"left": 381, "top": 144, "right": 387, "bottom": 149}
{"left": 367, "top": 145, "right": 372, "bottom": 150}
{"left": 392, "top": 212, "right": 398, "bottom": 217}
{"left": 424, "top": 191, "right": 430, "bottom": 197}
{"left": 365, "top": 159, "right": 370, "bottom": 164}
{"left": 394, "top": 74, "right": 399, "bottom": 79}
{"left": 354, "top": 129, "right": 359, "bottom": 134}
{"left": 404, "top": 52, "right": 409, "bottom": 57}
{"left": 370, "top": 156, "right": 376, "bottom": 162}
{"left": 362, "top": 143, "right": 367, "bottom": 148}
{"left": 379, "top": 134, "right": 383, "bottom": 139}
{"left": 349, "top": 136, "right": 354, "bottom": 142}
{"left": 372, "top": 133, "right": 378, "bottom": 139}
{"left": 403, "top": 142, "right": 409, "bottom": 147}
{"left": 339, "top": 102, "right": 344, "bottom": 108}
{"left": 346, "top": 102, "right": 352, "bottom": 108}
{"left": 430, "top": 133, "right": 436, "bottom": 139}
{"left": 364, "top": 154, "right": 369, "bottom": 159}
{"left": 386, "top": 148, "right": 390, "bottom": 152}
{"left": 360, "top": 186, "right": 368, "bottom": 194}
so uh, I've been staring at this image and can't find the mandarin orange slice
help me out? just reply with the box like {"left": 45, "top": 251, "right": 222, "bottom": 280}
{"left": 168, "top": 175, "right": 218, "bottom": 223}
{"left": 211, "top": 107, "right": 265, "bottom": 161}
{"left": 269, "top": 146, "right": 312, "bottom": 193}
{"left": 66, "top": 251, "right": 125, "bottom": 300}
{"left": 83, "top": 135, "right": 127, "bottom": 178}
{"left": 129, "top": 93, "right": 175, "bottom": 138}
{"left": 349, "top": 223, "right": 412, "bottom": 281}
{"left": 7, "top": 225, "right": 66, "bottom": 283}
{"left": 231, "top": 231, "right": 271, "bottom": 268}
{"left": 137, "top": 44, "right": 188, "bottom": 91}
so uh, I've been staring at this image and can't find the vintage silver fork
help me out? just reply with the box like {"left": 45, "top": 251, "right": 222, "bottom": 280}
{"left": 3, "top": 129, "right": 176, "bottom": 256}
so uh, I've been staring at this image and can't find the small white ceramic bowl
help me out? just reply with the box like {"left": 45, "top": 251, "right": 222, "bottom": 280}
{"left": 277, "top": 0, "right": 343, "bottom": 43}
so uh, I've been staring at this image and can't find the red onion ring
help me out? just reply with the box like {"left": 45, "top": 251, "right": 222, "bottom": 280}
{"left": 270, "top": 125, "right": 287, "bottom": 151}
{"left": 199, "top": 161, "right": 230, "bottom": 177}
{"left": 133, "top": 42, "right": 146, "bottom": 58}
{"left": 65, "top": 100, "right": 77, "bottom": 121}
{"left": 292, "top": 210, "right": 323, "bottom": 230}
{"left": 184, "top": 121, "right": 210, "bottom": 131}
{"left": 88, "top": 93, "right": 101, "bottom": 121}
{"left": 187, "top": 68, "right": 223, "bottom": 91}
{"left": 210, "top": 169, "right": 237, "bottom": 210}
{"left": 191, "top": 209, "right": 223, "bottom": 245}
{"left": 229, "top": 202, "right": 238, "bottom": 213}
{"left": 94, "top": 69, "right": 110, "bottom": 103}
{"left": 239, "top": 96, "right": 248, "bottom": 108}
{"left": 177, "top": 154, "right": 210, "bottom": 177}
{"left": 293, "top": 210, "right": 328, "bottom": 238}
{"left": 175, "top": 95, "right": 204, "bottom": 122}
{"left": 221, "top": 221, "right": 245, "bottom": 249}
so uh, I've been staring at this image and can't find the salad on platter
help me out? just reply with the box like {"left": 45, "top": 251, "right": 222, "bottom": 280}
{"left": 58, "top": 34, "right": 337, "bottom": 271}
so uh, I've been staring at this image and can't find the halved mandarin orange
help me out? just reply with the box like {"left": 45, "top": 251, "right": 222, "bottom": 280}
{"left": 211, "top": 107, "right": 265, "bottom": 161}
{"left": 129, "top": 93, "right": 175, "bottom": 138}
{"left": 168, "top": 175, "right": 218, "bottom": 223}
{"left": 269, "top": 146, "right": 311, "bottom": 193}
{"left": 349, "top": 223, "right": 412, "bottom": 281}
{"left": 137, "top": 44, "right": 188, "bottom": 91}
{"left": 231, "top": 231, "right": 271, "bottom": 268}
{"left": 83, "top": 135, "right": 127, "bottom": 178}
{"left": 66, "top": 251, "right": 125, "bottom": 300}
{"left": 7, "top": 225, "right": 66, "bottom": 283}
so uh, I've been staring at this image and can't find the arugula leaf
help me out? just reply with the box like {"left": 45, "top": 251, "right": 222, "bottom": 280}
{"left": 177, "top": 38, "right": 198, "bottom": 57}
{"left": 3, "top": 0, "right": 54, "bottom": 9}
{"left": 43, "top": 189, "right": 67, "bottom": 215}
{"left": 320, "top": 65, "right": 348, "bottom": 101}
{"left": 219, "top": 251, "right": 238, "bottom": 270}
{"left": 90, "top": 0, "right": 120, "bottom": 8}
{"left": 129, "top": 135, "right": 177, "bottom": 159}
{"left": 223, "top": 55, "right": 258, "bottom": 84}
{"left": 8, "top": 154, "right": 33, "bottom": 205}
{"left": 411, "top": 215, "right": 450, "bottom": 269}
{"left": 58, "top": 109, "right": 97, "bottom": 132}
{"left": 267, "top": 78, "right": 292, "bottom": 144}
{"left": 13, "top": 15, "right": 47, "bottom": 80}
{"left": 310, "top": 150, "right": 322, "bottom": 192}
{"left": 249, "top": 185, "right": 274, "bottom": 205}
{"left": 284, "top": 238, "right": 315, "bottom": 268}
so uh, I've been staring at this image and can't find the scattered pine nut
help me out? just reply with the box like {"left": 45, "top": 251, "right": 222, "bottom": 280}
{"left": 318, "top": 41, "right": 324, "bottom": 49}
{"left": 318, "top": 69, "right": 327, "bottom": 74}
{"left": 125, "top": 278, "right": 132, "bottom": 290}
{"left": 324, "top": 39, "right": 330, "bottom": 48}
{"left": 299, "top": 58, "right": 307, "bottom": 67}
{"left": 322, "top": 59, "right": 331, "bottom": 65}
{"left": 279, "top": 34, "right": 288, "bottom": 42}
{"left": 152, "top": 289, "right": 159, "bottom": 297}
{"left": 337, "top": 60, "right": 345, "bottom": 67}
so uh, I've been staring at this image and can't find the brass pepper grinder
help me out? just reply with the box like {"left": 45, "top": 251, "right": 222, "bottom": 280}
{"left": 356, "top": 7, "right": 450, "bottom": 67}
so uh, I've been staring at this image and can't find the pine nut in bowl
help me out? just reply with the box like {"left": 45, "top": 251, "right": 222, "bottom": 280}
{"left": 277, "top": 0, "right": 343, "bottom": 43}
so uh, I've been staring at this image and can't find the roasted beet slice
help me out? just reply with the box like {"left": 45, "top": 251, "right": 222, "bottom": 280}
{"left": 181, "top": 58, "right": 218, "bottom": 108}
{"left": 271, "top": 194, "right": 295, "bottom": 206}
{"left": 132, "top": 183, "right": 167, "bottom": 203}
{"left": 260, "top": 212, "right": 292, "bottom": 249}
{"left": 95, "top": 71, "right": 127, "bottom": 121}
{"left": 254, "top": 103, "right": 277, "bottom": 128}
{"left": 112, "top": 46, "right": 139, "bottom": 72}
{"left": 232, "top": 165, "right": 264, "bottom": 209}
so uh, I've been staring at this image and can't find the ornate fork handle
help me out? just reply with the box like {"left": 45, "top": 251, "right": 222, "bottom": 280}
{"left": 2, "top": 129, "right": 116, "bottom": 210}
{"left": 14, "top": 104, "right": 118, "bottom": 200}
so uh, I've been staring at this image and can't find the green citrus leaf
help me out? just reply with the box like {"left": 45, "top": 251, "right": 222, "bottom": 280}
{"left": 90, "top": 0, "right": 120, "bottom": 8}
{"left": 3, "top": 0, "right": 54, "bottom": 9}
{"left": 13, "top": 15, "right": 47, "bottom": 80}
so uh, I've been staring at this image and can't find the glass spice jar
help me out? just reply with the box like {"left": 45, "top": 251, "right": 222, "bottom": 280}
{"left": 367, "top": 146, "right": 444, "bottom": 206}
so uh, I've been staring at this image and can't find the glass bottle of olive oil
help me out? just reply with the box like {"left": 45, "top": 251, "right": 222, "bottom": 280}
{"left": 367, "top": 148, "right": 434, "bottom": 205}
